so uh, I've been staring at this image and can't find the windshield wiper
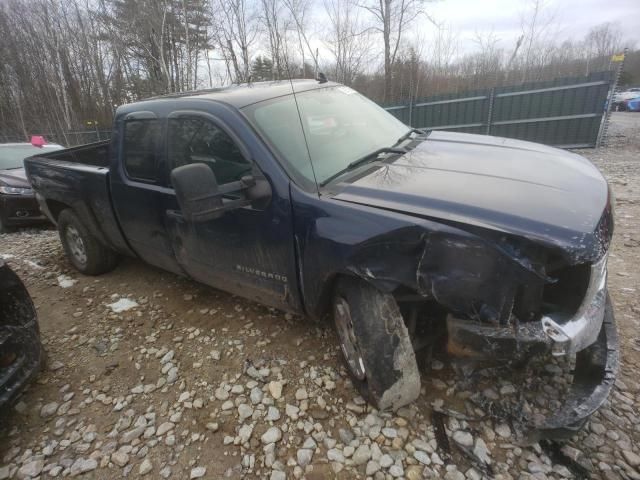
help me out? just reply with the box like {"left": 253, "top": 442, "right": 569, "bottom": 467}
{"left": 393, "top": 128, "right": 427, "bottom": 147}
{"left": 320, "top": 147, "right": 406, "bottom": 187}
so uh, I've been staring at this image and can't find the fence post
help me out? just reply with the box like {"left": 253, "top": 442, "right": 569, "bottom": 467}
{"left": 408, "top": 95, "right": 413, "bottom": 127}
{"left": 486, "top": 87, "right": 495, "bottom": 135}
{"left": 596, "top": 47, "right": 627, "bottom": 148}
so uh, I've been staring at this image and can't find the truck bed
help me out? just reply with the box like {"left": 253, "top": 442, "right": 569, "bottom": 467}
{"left": 38, "top": 140, "right": 110, "bottom": 166}
{"left": 24, "top": 141, "right": 133, "bottom": 256}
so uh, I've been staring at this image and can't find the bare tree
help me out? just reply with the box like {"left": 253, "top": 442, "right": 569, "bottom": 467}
{"left": 359, "top": 0, "right": 432, "bottom": 101}
{"left": 209, "top": 0, "right": 259, "bottom": 82}
{"left": 323, "top": 0, "right": 371, "bottom": 85}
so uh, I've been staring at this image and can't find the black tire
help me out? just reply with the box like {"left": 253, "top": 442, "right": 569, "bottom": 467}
{"left": 57, "top": 209, "right": 119, "bottom": 275}
{"left": 333, "top": 277, "right": 420, "bottom": 411}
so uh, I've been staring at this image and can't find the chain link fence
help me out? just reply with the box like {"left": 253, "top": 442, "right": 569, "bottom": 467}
{"left": 0, "top": 130, "right": 111, "bottom": 147}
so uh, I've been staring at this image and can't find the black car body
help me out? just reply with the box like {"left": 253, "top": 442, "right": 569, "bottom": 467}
{"left": 0, "top": 143, "right": 63, "bottom": 232}
{"left": 0, "top": 260, "right": 43, "bottom": 407}
{"left": 23, "top": 80, "right": 618, "bottom": 439}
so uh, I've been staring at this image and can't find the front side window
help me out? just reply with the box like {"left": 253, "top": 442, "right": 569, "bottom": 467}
{"left": 123, "top": 119, "right": 161, "bottom": 182}
{"left": 243, "top": 86, "right": 409, "bottom": 186}
{"left": 167, "top": 117, "right": 251, "bottom": 185}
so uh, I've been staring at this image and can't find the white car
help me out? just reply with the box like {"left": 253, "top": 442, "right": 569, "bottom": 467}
{"left": 613, "top": 88, "right": 640, "bottom": 104}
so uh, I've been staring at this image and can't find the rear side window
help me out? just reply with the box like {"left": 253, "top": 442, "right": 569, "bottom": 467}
{"left": 123, "top": 119, "right": 161, "bottom": 181}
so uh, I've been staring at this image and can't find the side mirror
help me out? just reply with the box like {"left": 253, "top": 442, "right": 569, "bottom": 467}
{"left": 170, "top": 163, "right": 271, "bottom": 222}
{"left": 171, "top": 163, "right": 224, "bottom": 222}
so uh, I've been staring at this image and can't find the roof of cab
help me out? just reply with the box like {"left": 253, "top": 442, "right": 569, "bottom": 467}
{"left": 142, "top": 79, "right": 340, "bottom": 109}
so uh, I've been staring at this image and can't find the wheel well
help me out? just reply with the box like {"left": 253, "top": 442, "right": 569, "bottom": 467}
{"left": 46, "top": 200, "right": 71, "bottom": 223}
{"left": 314, "top": 272, "right": 350, "bottom": 321}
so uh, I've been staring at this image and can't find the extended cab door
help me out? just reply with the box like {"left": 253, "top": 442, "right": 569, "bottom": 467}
{"left": 163, "top": 110, "right": 300, "bottom": 312}
{"left": 109, "top": 111, "right": 183, "bottom": 274}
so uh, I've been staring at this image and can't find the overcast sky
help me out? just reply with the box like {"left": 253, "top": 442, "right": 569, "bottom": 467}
{"left": 427, "top": 0, "right": 639, "bottom": 54}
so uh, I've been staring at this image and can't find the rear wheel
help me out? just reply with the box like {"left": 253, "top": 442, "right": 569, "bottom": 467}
{"left": 57, "top": 209, "right": 119, "bottom": 275}
{"left": 333, "top": 277, "right": 420, "bottom": 411}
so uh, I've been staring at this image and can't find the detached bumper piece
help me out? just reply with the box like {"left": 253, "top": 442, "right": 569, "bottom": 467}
{"left": 0, "top": 261, "right": 42, "bottom": 407}
{"left": 530, "top": 299, "right": 618, "bottom": 442}
{"left": 447, "top": 254, "right": 618, "bottom": 441}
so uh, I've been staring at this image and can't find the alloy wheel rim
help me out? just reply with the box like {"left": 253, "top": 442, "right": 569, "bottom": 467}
{"left": 334, "top": 297, "right": 366, "bottom": 380}
{"left": 66, "top": 226, "right": 87, "bottom": 265}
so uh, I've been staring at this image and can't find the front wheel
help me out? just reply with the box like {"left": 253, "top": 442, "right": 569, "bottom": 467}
{"left": 333, "top": 277, "right": 420, "bottom": 411}
{"left": 57, "top": 209, "right": 119, "bottom": 275}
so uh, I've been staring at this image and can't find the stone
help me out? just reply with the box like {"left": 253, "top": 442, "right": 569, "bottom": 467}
{"left": 452, "top": 430, "right": 473, "bottom": 448}
{"left": 414, "top": 450, "right": 431, "bottom": 465}
{"left": 444, "top": 469, "right": 465, "bottom": 480}
{"left": 352, "top": 444, "right": 371, "bottom": 466}
{"left": 268, "top": 381, "right": 283, "bottom": 399}
{"left": 160, "top": 350, "right": 174, "bottom": 364}
{"left": 40, "top": 402, "right": 59, "bottom": 418}
{"left": 190, "top": 466, "right": 206, "bottom": 479}
{"left": 473, "top": 438, "right": 490, "bottom": 464}
{"left": 238, "top": 403, "right": 253, "bottom": 422}
{"left": 406, "top": 465, "right": 424, "bottom": 480}
{"left": 270, "top": 471, "right": 286, "bottom": 480}
{"left": 250, "top": 387, "right": 264, "bottom": 404}
{"left": 339, "top": 428, "right": 354, "bottom": 445}
{"left": 215, "top": 387, "right": 230, "bottom": 401}
{"left": 122, "top": 426, "right": 145, "bottom": 443}
{"left": 156, "top": 422, "right": 174, "bottom": 436}
{"left": 366, "top": 460, "right": 381, "bottom": 475}
{"left": 622, "top": 450, "right": 640, "bottom": 468}
{"left": 111, "top": 451, "right": 130, "bottom": 467}
{"left": 167, "top": 367, "right": 179, "bottom": 384}
{"left": 327, "top": 449, "right": 345, "bottom": 463}
{"left": 237, "top": 424, "right": 254, "bottom": 444}
{"left": 70, "top": 458, "right": 97, "bottom": 476}
{"left": 285, "top": 404, "right": 299, "bottom": 419}
{"left": 297, "top": 449, "right": 313, "bottom": 467}
{"left": 265, "top": 406, "right": 280, "bottom": 422}
{"left": 261, "top": 427, "right": 282, "bottom": 444}
{"left": 0, "top": 466, "right": 11, "bottom": 480}
{"left": 295, "top": 388, "right": 308, "bottom": 401}
{"left": 139, "top": 459, "right": 152, "bottom": 475}
{"left": 18, "top": 459, "right": 44, "bottom": 478}
{"left": 389, "top": 464, "right": 404, "bottom": 477}
{"left": 382, "top": 427, "right": 397, "bottom": 438}
{"left": 495, "top": 423, "right": 511, "bottom": 439}
{"left": 380, "top": 454, "right": 394, "bottom": 468}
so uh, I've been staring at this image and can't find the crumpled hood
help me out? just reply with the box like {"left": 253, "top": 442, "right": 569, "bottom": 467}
{"left": 333, "top": 131, "right": 611, "bottom": 260}
{"left": 0, "top": 168, "right": 31, "bottom": 188}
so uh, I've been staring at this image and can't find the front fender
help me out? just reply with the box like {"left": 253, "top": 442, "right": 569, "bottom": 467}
{"left": 292, "top": 187, "right": 543, "bottom": 323}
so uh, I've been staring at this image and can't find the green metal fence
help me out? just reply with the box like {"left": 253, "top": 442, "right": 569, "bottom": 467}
{"left": 384, "top": 71, "right": 614, "bottom": 148}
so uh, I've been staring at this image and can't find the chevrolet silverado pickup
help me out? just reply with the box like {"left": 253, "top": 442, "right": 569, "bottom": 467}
{"left": 24, "top": 80, "right": 618, "bottom": 439}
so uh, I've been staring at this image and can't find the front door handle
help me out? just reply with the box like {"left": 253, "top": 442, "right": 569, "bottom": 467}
{"left": 166, "top": 209, "right": 185, "bottom": 223}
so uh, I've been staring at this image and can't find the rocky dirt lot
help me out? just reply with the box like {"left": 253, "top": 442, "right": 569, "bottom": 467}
{"left": 0, "top": 113, "right": 639, "bottom": 480}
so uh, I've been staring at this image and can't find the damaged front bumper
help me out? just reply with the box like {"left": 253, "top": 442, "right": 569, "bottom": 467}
{"left": 447, "top": 256, "right": 618, "bottom": 441}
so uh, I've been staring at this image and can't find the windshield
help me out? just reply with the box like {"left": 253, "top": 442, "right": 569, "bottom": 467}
{"left": 244, "top": 86, "right": 409, "bottom": 186}
{"left": 0, "top": 145, "right": 58, "bottom": 169}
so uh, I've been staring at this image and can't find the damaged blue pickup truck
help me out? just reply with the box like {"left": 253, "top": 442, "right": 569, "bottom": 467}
{"left": 24, "top": 80, "right": 617, "bottom": 440}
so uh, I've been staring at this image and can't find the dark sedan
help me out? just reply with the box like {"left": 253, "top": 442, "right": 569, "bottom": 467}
{"left": 0, "top": 141, "right": 63, "bottom": 232}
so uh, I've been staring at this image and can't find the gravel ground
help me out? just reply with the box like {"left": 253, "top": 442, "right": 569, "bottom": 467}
{"left": 0, "top": 113, "right": 639, "bottom": 479}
